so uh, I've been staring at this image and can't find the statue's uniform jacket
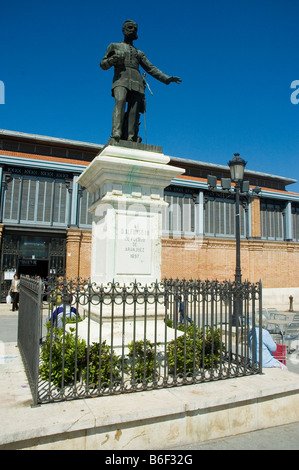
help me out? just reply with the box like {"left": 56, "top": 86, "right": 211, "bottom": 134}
{"left": 100, "top": 42, "right": 171, "bottom": 97}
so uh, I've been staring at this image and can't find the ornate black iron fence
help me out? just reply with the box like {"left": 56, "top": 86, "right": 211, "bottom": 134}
{"left": 18, "top": 276, "right": 43, "bottom": 406}
{"left": 18, "top": 277, "right": 262, "bottom": 406}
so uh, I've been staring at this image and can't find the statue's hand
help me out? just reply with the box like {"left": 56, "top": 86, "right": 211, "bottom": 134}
{"left": 108, "top": 53, "right": 124, "bottom": 66}
{"left": 166, "top": 76, "right": 182, "bottom": 84}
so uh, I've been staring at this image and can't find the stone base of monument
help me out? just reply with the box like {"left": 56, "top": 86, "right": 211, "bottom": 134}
{"left": 77, "top": 143, "right": 185, "bottom": 286}
{"left": 74, "top": 142, "right": 185, "bottom": 354}
{"left": 72, "top": 304, "right": 184, "bottom": 356}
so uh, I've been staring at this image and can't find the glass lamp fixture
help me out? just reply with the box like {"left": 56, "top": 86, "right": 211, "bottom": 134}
{"left": 228, "top": 153, "right": 247, "bottom": 182}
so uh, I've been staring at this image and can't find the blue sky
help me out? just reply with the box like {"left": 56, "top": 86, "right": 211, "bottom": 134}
{"left": 1, "top": 0, "right": 299, "bottom": 191}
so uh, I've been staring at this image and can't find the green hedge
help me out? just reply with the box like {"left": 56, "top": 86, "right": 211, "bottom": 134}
{"left": 167, "top": 324, "right": 224, "bottom": 374}
{"left": 39, "top": 322, "right": 224, "bottom": 389}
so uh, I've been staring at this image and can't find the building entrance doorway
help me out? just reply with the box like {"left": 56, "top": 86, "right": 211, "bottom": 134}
{"left": 18, "top": 259, "right": 49, "bottom": 279}
{"left": 0, "top": 231, "right": 66, "bottom": 302}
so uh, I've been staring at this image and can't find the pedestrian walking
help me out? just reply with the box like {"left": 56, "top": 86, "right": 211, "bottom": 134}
{"left": 9, "top": 273, "right": 20, "bottom": 312}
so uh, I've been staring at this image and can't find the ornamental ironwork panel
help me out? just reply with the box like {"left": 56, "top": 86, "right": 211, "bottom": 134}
{"left": 48, "top": 237, "right": 66, "bottom": 277}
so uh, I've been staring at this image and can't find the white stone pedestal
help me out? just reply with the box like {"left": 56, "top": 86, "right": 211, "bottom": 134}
{"left": 74, "top": 143, "right": 185, "bottom": 348}
{"left": 77, "top": 143, "right": 185, "bottom": 286}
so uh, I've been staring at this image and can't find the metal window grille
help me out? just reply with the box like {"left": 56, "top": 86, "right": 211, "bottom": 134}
{"left": 162, "top": 194, "right": 196, "bottom": 237}
{"left": 204, "top": 197, "right": 246, "bottom": 238}
{"left": 292, "top": 205, "right": 299, "bottom": 241}
{"left": 3, "top": 177, "right": 21, "bottom": 221}
{"left": 261, "top": 201, "right": 285, "bottom": 240}
{"left": 3, "top": 176, "right": 70, "bottom": 226}
{"left": 79, "top": 189, "right": 93, "bottom": 227}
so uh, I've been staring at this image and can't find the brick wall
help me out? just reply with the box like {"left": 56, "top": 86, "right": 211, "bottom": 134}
{"left": 66, "top": 228, "right": 91, "bottom": 279}
{"left": 64, "top": 230, "right": 299, "bottom": 288}
{"left": 161, "top": 237, "right": 299, "bottom": 288}
{"left": 250, "top": 198, "right": 261, "bottom": 238}
{"left": 61, "top": 203, "right": 299, "bottom": 288}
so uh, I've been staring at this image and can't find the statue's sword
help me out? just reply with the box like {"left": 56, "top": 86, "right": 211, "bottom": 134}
{"left": 142, "top": 73, "right": 153, "bottom": 144}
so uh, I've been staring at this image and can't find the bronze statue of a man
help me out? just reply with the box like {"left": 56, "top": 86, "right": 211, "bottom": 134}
{"left": 100, "top": 20, "right": 181, "bottom": 143}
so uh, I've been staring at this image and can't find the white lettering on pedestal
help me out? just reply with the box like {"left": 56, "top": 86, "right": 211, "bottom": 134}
{"left": 116, "top": 214, "right": 152, "bottom": 275}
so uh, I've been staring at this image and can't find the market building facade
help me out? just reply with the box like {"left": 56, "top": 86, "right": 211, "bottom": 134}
{"left": 0, "top": 129, "right": 298, "bottom": 308}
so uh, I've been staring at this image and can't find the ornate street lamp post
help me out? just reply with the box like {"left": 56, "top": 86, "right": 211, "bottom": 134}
{"left": 228, "top": 153, "right": 247, "bottom": 325}
{"left": 207, "top": 154, "right": 260, "bottom": 325}
{"left": 228, "top": 153, "right": 247, "bottom": 284}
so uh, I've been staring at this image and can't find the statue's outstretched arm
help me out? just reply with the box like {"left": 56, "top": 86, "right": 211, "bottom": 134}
{"left": 140, "top": 52, "right": 181, "bottom": 85}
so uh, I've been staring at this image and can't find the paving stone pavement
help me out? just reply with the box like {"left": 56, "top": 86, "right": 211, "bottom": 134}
{"left": 169, "top": 421, "right": 299, "bottom": 450}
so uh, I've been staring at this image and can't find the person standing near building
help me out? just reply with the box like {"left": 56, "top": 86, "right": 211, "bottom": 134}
{"left": 9, "top": 273, "right": 20, "bottom": 312}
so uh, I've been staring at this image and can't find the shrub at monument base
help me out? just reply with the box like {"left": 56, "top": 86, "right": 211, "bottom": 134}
{"left": 39, "top": 322, "right": 224, "bottom": 392}
{"left": 167, "top": 324, "right": 224, "bottom": 374}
